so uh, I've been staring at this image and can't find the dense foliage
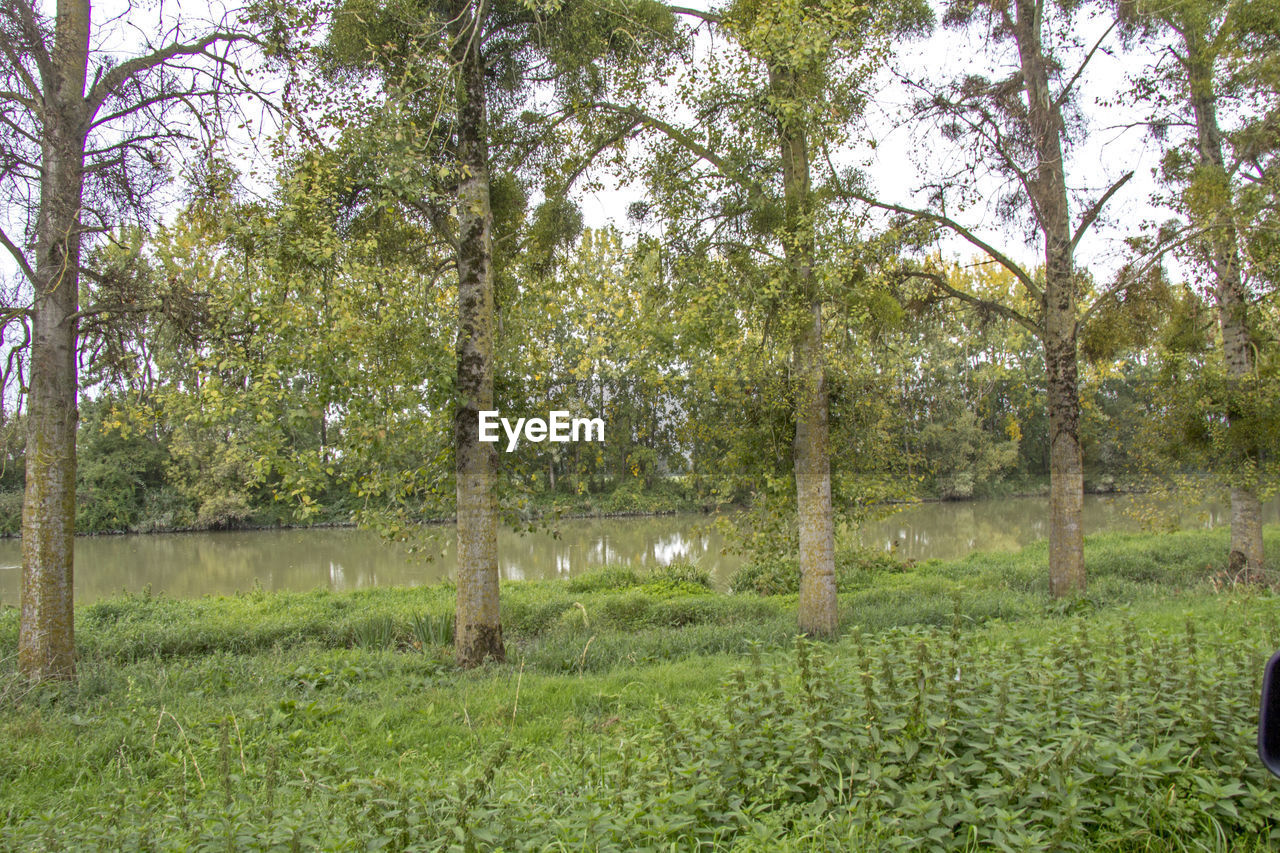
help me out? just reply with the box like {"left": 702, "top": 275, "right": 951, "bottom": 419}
{"left": 0, "top": 245, "right": 1199, "bottom": 538}
{"left": 2, "top": 529, "right": 1278, "bottom": 850}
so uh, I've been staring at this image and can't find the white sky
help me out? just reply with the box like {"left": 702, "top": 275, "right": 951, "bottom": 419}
{"left": 3, "top": 0, "right": 1177, "bottom": 292}
{"left": 578, "top": 0, "right": 1172, "bottom": 286}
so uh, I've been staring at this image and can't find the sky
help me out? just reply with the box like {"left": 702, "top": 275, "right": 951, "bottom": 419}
{"left": 575, "top": 0, "right": 1174, "bottom": 286}
{"left": 3, "top": 0, "right": 1179, "bottom": 294}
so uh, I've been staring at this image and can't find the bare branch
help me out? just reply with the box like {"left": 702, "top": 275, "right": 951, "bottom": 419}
{"left": 0, "top": 87, "right": 40, "bottom": 111}
{"left": 7, "top": 0, "right": 53, "bottom": 93}
{"left": 893, "top": 71, "right": 1044, "bottom": 229}
{"left": 87, "top": 31, "right": 251, "bottom": 114}
{"left": 905, "top": 269, "right": 1043, "bottom": 337}
{"left": 0, "top": 224, "right": 36, "bottom": 284}
{"left": 590, "top": 101, "right": 771, "bottom": 205}
{"left": 404, "top": 198, "right": 460, "bottom": 254}
{"left": 89, "top": 83, "right": 222, "bottom": 129}
{"left": 68, "top": 301, "right": 157, "bottom": 324}
{"left": 0, "top": 42, "right": 45, "bottom": 111}
{"left": 555, "top": 116, "right": 642, "bottom": 194}
{"left": 1070, "top": 171, "right": 1132, "bottom": 253}
{"left": 85, "top": 132, "right": 183, "bottom": 159}
{"left": 1052, "top": 19, "right": 1117, "bottom": 111}
{"left": 1079, "top": 224, "right": 1196, "bottom": 328}
{"left": 0, "top": 109, "right": 41, "bottom": 144}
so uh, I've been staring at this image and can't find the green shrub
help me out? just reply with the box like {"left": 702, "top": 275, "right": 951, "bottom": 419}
{"left": 0, "top": 489, "right": 21, "bottom": 535}
{"left": 567, "top": 566, "right": 640, "bottom": 593}
{"left": 730, "top": 555, "right": 798, "bottom": 596}
{"left": 640, "top": 560, "right": 714, "bottom": 596}
{"left": 732, "top": 547, "right": 906, "bottom": 596}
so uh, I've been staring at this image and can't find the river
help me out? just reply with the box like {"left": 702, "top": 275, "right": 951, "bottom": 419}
{"left": 1, "top": 494, "right": 1276, "bottom": 606}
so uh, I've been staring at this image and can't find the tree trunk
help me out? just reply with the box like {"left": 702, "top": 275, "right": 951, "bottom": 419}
{"left": 1044, "top": 319, "right": 1084, "bottom": 596}
{"left": 773, "top": 66, "right": 838, "bottom": 636}
{"left": 1185, "top": 38, "right": 1265, "bottom": 582}
{"left": 1013, "top": 0, "right": 1085, "bottom": 596}
{"left": 19, "top": 0, "right": 90, "bottom": 681}
{"left": 451, "top": 0, "right": 504, "bottom": 667}
{"left": 794, "top": 303, "right": 837, "bottom": 635}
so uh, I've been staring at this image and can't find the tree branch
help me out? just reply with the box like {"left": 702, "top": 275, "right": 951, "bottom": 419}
{"left": 0, "top": 224, "right": 36, "bottom": 284}
{"left": 0, "top": 109, "right": 42, "bottom": 145}
{"left": 1052, "top": 19, "right": 1117, "bottom": 110}
{"left": 852, "top": 192, "right": 1044, "bottom": 305}
{"left": 85, "top": 131, "right": 183, "bottom": 159}
{"left": 87, "top": 31, "right": 250, "bottom": 114}
{"left": 89, "top": 83, "right": 222, "bottom": 129}
{"left": 67, "top": 301, "right": 158, "bottom": 324}
{"left": 8, "top": 0, "right": 53, "bottom": 93}
{"left": 555, "top": 115, "right": 643, "bottom": 194}
{"left": 404, "top": 198, "right": 460, "bottom": 254}
{"left": 1079, "top": 223, "right": 1195, "bottom": 328}
{"left": 667, "top": 5, "right": 722, "bottom": 24}
{"left": 589, "top": 101, "right": 771, "bottom": 205}
{"left": 1070, "top": 170, "right": 1132, "bottom": 253}
{"left": 0, "top": 87, "right": 40, "bottom": 112}
{"left": 904, "top": 270, "right": 1043, "bottom": 336}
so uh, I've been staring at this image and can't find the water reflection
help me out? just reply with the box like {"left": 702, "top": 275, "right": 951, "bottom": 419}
{"left": 857, "top": 494, "right": 1276, "bottom": 563}
{"left": 0, "top": 515, "right": 737, "bottom": 606}
{"left": 0, "top": 494, "right": 1274, "bottom": 606}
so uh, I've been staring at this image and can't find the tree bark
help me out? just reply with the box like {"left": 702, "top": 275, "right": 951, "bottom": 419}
{"left": 450, "top": 0, "right": 504, "bottom": 667}
{"left": 1013, "top": 0, "right": 1085, "bottom": 596}
{"left": 794, "top": 302, "right": 837, "bottom": 635}
{"left": 773, "top": 66, "right": 838, "bottom": 636}
{"left": 1185, "top": 36, "right": 1265, "bottom": 581}
{"left": 19, "top": 0, "right": 90, "bottom": 681}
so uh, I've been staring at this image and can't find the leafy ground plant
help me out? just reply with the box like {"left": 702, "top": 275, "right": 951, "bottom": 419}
{"left": 1, "top": 528, "right": 1278, "bottom": 849}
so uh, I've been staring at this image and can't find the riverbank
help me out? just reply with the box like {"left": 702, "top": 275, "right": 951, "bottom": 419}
{"left": 0, "top": 476, "right": 1186, "bottom": 540}
{"left": 0, "top": 479, "right": 708, "bottom": 538}
{"left": 3, "top": 527, "right": 1279, "bottom": 849}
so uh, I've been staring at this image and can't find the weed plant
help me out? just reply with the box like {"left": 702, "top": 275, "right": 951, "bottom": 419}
{"left": 1, "top": 527, "right": 1279, "bottom": 849}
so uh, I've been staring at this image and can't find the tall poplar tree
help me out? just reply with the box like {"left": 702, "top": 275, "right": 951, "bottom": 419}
{"left": 1123, "top": 0, "right": 1279, "bottom": 580}
{"left": 0, "top": 0, "right": 261, "bottom": 680}
{"left": 859, "top": 0, "right": 1136, "bottom": 597}
{"left": 327, "top": 0, "right": 674, "bottom": 665}
{"left": 602, "top": 0, "right": 929, "bottom": 634}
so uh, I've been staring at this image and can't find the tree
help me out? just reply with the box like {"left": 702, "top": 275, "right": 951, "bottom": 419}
{"left": 1123, "top": 0, "right": 1280, "bottom": 580}
{"left": 327, "top": 0, "right": 673, "bottom": 665}
{"left": 859, "top": 0, "right": 1136, "bottom": 597}
{"left": 601, "top": 0, "right": 928, "bottom": 634}
{"left": 498, "top": 228, "right": 688, "bottom": 506}
{"left": 0, "top": 0, "right": 265, "bottom": 679}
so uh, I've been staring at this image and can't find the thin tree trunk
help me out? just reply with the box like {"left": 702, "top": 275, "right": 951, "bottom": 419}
{"left": 1185, "top": 39, "right": 1265, "bottom": 581}
{"left": 451, "top": 0, "right": 504, "bottom": 667}
{"left": 19, "top": 0, "right": 89, "bottom": 681}
{"left": 773, "top": 66, "right": 838, "bottom": 636}
{"left": 1013, "top": 0, "right": 1085, "bottom": 596}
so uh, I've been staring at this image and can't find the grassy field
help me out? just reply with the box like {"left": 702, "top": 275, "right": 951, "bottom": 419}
{"left": 3, "top": 527, "right": 1280, "bottom": 850}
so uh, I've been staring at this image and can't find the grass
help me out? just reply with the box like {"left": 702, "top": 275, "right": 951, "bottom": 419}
{"left": 1, "top": 530, "right": 1279, "bottom": 850}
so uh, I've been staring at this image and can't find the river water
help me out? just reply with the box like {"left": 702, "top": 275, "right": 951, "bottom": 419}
{"left": 1, "top": 494, "right": 1276, "bottom": 606}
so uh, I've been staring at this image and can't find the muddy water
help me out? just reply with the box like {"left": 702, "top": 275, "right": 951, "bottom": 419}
{"left": 0, "top": 494, "right": 1273, "bottom": 605}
